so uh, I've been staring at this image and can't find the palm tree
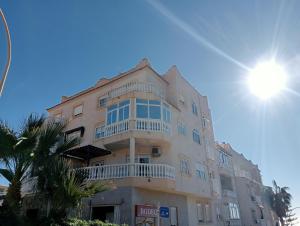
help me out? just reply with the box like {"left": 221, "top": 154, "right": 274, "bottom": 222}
{"left": 270, "top": 180, "right": 292, "bottom": 226}
{"left": 32, "top": 119, "right": 106, "bottom": 222}
{"left": 0, "top": 114, "right": 44, "bottom": 214}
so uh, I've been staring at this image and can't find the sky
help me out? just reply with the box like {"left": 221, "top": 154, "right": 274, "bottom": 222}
{"left": 1, "top": 0, "right": 300, "bottom": 221}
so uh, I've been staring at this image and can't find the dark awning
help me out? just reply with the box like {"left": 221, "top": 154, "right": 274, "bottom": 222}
{"left": 62, "top": 145, "right": 111, "bottom": 161}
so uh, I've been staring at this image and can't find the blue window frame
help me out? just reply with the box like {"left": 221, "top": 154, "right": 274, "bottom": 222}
{"left": 136, "top": 99, "right": 161, "bottom": 120}
{"left": 107, "top": 100, "right": 130, "bottom": 125}
{"left": 192, "top": 102, "right": 198, "bottom": 116}
{"left": 193, "top": 129, "right": 201, "bottom": 144}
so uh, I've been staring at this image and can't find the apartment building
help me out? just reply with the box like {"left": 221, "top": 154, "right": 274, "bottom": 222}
{"left": 216, "top": 143, "right": 277, "bottom": 226}
{"left": 41, "top": 59, "right": 218, "bottom": 226}
{"left": 21, "top": 58, "right": 277, "bottom": 226}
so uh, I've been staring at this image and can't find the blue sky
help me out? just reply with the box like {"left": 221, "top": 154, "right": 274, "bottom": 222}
{"left": 1, "top": 0, "right": 300, "bottom": 218}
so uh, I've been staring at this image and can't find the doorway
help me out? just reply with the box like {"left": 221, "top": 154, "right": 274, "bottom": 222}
{"left": 92, "top": 206, "right": 114, "bottom": 223}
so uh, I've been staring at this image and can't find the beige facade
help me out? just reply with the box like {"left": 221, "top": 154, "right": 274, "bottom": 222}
{"left": 22, "top": 58, "right": 276, "bottom": 226}
{"left": 216, "top": 143, "right": 277, "bottom": 226}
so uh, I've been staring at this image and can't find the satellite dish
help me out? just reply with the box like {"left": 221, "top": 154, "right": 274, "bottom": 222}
{"left": 0, "top": 8, "right": 11, "bottom": 97}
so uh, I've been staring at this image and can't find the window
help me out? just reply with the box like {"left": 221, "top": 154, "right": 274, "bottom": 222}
{"left": 106, "top": 100, "right": 130, "bottom": 125}
{"left": 180, "top": 159, "right": 190, "bottom": 175}
{"left": 177, "top": 121, "right": 186, "bottom": 136}
{"left": 192, "top": 102, "right": 198, "bottom": 116}
{"left": 197, "top": 203, "right": 211, "bottom": 222}
{"left": 170, "top": 207, "right": 178, "bottom": 226}
{"left": 192, "top": 129, "right": 200, "bottom": 144}
{"left": 107, "top": 104, "right": 118, "bottom": 125}
{"left": 136, "top": 99, "right": 171, "bottom": 122}
{"left": 136, "top": 99, "right": 161, "bottom": 119}
{"left": 126, "top": 155, "right": 151, "bottom": 163}
{"left": 118, "top": 100, "right": 130, "bottom": 121}
{"left": 204, "top": 204, "right": 211, "bottom": 222}
{"left": 99, "top": 97, "right": 107, "bottom": 107}
{"left": 65, "top": 127, "right": 84, "bottom": 141}
{"left": 219, "top": 151, "right": 230, "bottom": 166}
{"left": 66, "top": 130, "right": 81, "bottom": 141}
{"left": 196, "top": 163, "right": 207, "bottom": 180}
{"left": 95, "top": 124, "right": 105, "bottom": 139}
{"left": 73, "top": 105, "right": 83, "bottom": 116}
{"left": 229, "top": 203, "right": 240, "bottom": 219}
{"left": 220, "top": 175, "right": 233, "bottom": 191}
{"left": 197, "top": 204, "right": 204, "bottom": 222}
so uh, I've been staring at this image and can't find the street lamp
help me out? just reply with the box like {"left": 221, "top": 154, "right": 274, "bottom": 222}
{"left": 0, "top": 8, "right": 11, "bottom": 97}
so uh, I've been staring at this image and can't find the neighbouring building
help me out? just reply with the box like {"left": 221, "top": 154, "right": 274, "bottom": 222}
{"left": 216, "top": 142, "right": 278, "bottom": 226}
{"left": 0, "top": 184, "right": 7, "bottom": 206}
{"left": 21, "top": 59, "right": 277, "bottom": 226}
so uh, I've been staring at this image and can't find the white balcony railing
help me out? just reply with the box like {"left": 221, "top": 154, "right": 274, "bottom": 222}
{"left": 106, "top": 81, "right": 165, "bottom": 100}
{"left": 75, "top": 163, "right": 176, "bottom": 181}
{"left": 135, "top": 119, "right": 171, "bottom": 135}
{"left": 96, "top": 119, "right": 171, "bottom": 139}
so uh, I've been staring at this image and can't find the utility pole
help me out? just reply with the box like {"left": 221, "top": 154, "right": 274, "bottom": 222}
{"left": 0, "top": 8, "right": 11, "bottom": 97}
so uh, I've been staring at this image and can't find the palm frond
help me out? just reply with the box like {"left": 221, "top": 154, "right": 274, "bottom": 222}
{"left": 0, "top": 168, "right": 13, "bottom": 182}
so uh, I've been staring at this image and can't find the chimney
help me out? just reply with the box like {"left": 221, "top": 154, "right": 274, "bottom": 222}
{"left": 95, "top": 78, "right": 110, "bottom": 87}
{"left": 135, "top": 58, "right": 150, "bottom": 69}
{"left": 61, "top": 96, "right": 68, "bottom": 102}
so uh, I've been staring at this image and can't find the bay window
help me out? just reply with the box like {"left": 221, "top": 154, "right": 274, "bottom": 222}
{"left": 106, "top": 100, "right": 130, "bottom": 125}
{"left": 136, "top": 99, "right": 170, "bottom": 122}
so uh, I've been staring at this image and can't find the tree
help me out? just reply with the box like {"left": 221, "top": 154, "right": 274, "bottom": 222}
{"left": 32, "top": 119, "right": 106, "bottom": 223}
{"left": 0, "top": 114, "right": 44, "bottom": 214}
{"left": 285, "top": 207, "right": 298, "bottom": 226}
{"left": 270, "top": 180, "right": 292, "bottom": 226}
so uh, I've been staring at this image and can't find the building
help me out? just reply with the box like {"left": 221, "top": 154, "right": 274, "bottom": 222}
{"left": 22, "top": 58, "right": 276, "bottom": 226}
{"left": 43, "top": 59, "right": 217, "bottom": 226}
{"left": 0, "top": 184, "right": 8, "bottom": 206}
{"left": 216, "top": 142, "right": 277, "bottom": 226}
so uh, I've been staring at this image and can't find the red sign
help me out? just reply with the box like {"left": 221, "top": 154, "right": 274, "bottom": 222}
{"left": 136, "top": 205, "right": 158, "bottom": 218}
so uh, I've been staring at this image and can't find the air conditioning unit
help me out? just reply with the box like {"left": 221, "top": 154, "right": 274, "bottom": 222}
{"left": 152, "top": 147, "right": 161, "bottom": 157}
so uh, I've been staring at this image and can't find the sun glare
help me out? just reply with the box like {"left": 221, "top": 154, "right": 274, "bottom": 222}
{"left": 247, "top": 61, "right": 287, "bottom": 100}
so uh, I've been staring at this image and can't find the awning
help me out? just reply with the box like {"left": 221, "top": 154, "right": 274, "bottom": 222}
{"left": 62, "top": 145, "right": 111, "bottom": 161}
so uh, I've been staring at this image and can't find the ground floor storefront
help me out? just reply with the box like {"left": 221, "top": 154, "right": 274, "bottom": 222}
{"left": 80, "top": 187, "right": 214, "bottom": 226}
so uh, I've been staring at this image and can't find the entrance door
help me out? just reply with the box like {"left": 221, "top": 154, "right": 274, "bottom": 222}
{"left": 92, "top": 206, "right": 114, "bottom": 223}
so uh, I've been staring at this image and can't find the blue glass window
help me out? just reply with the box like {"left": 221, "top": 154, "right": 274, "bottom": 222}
{"left": 193, "top": 129, "right": 201, "bottom": 144}
{"left": 137, "top": 104, "right": 148, "bottom": 118}
{"left": 149, "top": 105, "right": 161, "bottom": 119}
{"left": 192, "top": 102, "right": 198, "bottom": 116}
{"left": 107, "top": 100, "right": 130, "bottom": 125}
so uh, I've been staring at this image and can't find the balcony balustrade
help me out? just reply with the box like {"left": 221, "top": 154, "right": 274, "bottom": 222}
{"left": 95, "top": 119, "right": 171, "bottom": 139}
{"left": 75, "top": 163, "right": 176, "bottom": 181}
{"left": 106, "top": 81, "right": 165, "bottom": 100}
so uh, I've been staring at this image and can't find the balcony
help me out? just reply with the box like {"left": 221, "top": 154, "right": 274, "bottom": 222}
{"left": 95, "top": 119, "right": 171, "bottom": 147}
{"left": 222, "top": 189, "right": 237, "bottom": 198}
{"left": 105, "top": 81, "right": 165, "bottom": 100}
{"left": 21, "top": 164, "right": 176, "bottom": 195}
{"left": 76, "top": 163, "right": 175, "bottom": 180}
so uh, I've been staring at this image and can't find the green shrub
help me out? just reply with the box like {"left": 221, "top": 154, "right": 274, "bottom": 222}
{"left": 64, "top": 218, "right": 127, "bottom": 226}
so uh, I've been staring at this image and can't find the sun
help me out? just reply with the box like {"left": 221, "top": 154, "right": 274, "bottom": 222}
{"left": 247, "top": 61, "right": 287, "bottom": 100}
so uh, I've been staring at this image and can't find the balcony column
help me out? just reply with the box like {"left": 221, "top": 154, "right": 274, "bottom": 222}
{"left": 129, "top": 137, "right": 135, "bottom": 176}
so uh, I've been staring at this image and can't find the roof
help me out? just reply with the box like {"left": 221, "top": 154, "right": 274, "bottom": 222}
{"left": 47, "top": 58, "right": 168, "bottom": 111}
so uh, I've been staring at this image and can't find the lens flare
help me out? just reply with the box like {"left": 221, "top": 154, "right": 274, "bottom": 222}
{"left": 248, "top": 61, "right": 287, "bottom": 100}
